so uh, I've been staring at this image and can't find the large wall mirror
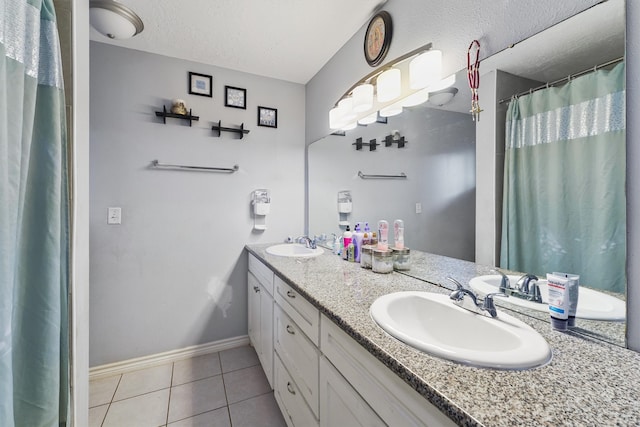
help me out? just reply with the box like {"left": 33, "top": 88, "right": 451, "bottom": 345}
{"left": 308, "top": 0, "right": 626, "bottom": 346}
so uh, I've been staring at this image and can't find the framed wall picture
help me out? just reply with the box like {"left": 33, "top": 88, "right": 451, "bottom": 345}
{"left": 225, "top": 86, "right": 247, "bottom": 109}
{"left": 258, "top": 106, "right": 277, "bottom": 128}
{"left": 188, "top": 72, "right": 213, "bottom": 97}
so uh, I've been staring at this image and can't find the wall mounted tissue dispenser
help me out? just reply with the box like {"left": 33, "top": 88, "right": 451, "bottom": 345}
{"left": 252, "top": 189, "right": 270, "bottom": 230}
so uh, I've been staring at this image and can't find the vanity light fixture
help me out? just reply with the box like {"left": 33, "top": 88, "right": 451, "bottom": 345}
{"left": 376, "top": 68, "right": 402, "bottom": 103}
{"left": 401, "top": 88, "right": 430, "bottom": 107}
{"left": 329, "top": 42, "right": 448, "bottom": 130}
{"left": 379, "top": 99, "right": 404, "bottom": 117}
{"left": 352, "top": 83, "right": 375, "bottom": 112}
{"left": 90, "top": 0, "right": 144, "bottom": 40}
{"left": 409, "top": 50, "right": 442, "bottom": 89}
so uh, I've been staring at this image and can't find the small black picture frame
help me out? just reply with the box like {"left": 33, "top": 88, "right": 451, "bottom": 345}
{"left": 258, "top": 106, "right": 277, "bottom": 128}
{"left": 188, "top": 72, "right": 213, "bottom": 97}
{"left": 225, "top": 86, "right": 247, "bottom": 109}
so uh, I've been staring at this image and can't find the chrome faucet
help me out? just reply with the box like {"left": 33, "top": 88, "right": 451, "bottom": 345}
{"left": 296, "top": 235, "right": 317, "bottom": 249}
{"left": 446, "top": 277, "right": 506, "bottom": 318}
{"left": 491, "top": 269, "right": 543, "bottom": 304}
{"left": 516, "top": 274, "right": 542, "bottom": 303}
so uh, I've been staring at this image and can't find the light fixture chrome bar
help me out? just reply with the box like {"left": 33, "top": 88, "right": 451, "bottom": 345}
{"left": 151, "top": 160, "right": 239, "bottom": 173}
{"left": 334, "top": 42, "right": 433, "bottom": 107}
{"left": 358, "top": 171, "right": 407, "bottom": 179}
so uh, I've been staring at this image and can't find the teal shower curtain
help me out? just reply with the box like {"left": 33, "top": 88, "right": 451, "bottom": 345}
{"left": 500, "top": 62, "right": 626, "bottom": 293}
{"left": 1, "top": 0, "right": 70, "bottom": 425}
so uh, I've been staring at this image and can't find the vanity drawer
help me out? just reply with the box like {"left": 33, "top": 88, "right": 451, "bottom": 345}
{"left": 274, "top": 353, "right": 319, "bottom": 427}
{"left": 248, "top": 253, "right": 274, "bottom": 296}
{"left": 274, "top": 276, "right": 320, "bottom": 345}
{"left": 274, "top": 304, "right": 319, "bottom": 418}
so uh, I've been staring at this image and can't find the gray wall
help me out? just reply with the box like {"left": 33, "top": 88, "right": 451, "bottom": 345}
{"left": 90, "top": 43, "right": 305, "bottom": 366}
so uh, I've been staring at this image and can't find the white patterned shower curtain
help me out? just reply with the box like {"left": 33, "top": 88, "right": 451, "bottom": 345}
{"left": 0, "top": 0, "right": 70, "bottom": 425}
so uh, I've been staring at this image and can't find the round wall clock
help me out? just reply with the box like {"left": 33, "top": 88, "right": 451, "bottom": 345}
{"left": 364, "top": 11, "right": 392, "bottom": 67}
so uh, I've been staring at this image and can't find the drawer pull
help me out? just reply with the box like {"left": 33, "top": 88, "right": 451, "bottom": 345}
{"left": 286, "top": 381, "right": 296, "bottom": 395}
{"left": 286, "top": 324, "right": 295, "bottom": 335}
{"left": 286, "top": 290, "right": 296, "bottom": 299}
{"left": 253, "top": 286, "right": 260, "bottom": 293}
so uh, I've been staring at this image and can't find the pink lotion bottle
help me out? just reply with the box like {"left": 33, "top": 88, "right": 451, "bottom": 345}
{"left": 377, "top": 220, "right": 389, "bottom": 250}
{"left": 394, "top": 219, "right": 405, "bottom": 249}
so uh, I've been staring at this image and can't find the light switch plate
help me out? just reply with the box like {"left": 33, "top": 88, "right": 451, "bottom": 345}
{"left": 415, "top": 203, "right": 422, "bottom": 214}
{"left": 108, "top": 207, "right": 121, "bottom": 224}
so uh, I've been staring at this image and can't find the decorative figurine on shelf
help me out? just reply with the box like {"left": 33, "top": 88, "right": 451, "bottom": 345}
{"left": 467, "top": 40, "right": 482, "bottom": 121}
{"left": 171, "top": 99, "right": 187, "bottom": 115}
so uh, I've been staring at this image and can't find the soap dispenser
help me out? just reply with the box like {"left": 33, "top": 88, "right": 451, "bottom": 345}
{"left": 337, "top": 190, "right": 352, "bottom": 226}
{"left": 252, "top": 189, "right": 270, "bottom": 230}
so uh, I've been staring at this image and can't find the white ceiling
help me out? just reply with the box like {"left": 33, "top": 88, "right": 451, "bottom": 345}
{"left": 90, "top": 0, "right": 384, "bottom": 84}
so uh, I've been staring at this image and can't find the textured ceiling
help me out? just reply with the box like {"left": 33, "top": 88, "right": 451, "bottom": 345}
{"left": 90, "top": 0, "right": 385, "bottom": 84}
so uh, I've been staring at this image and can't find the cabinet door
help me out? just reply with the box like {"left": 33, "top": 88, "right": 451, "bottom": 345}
{"left": 247, "top": 272, "right": 261, "bottom": 351}
{"left": 319, "top": 357, "right": 385, "bottom": 427}
{"left": 259, "top": 289, "right": 274, "bottom": 388}
{"left": 274, "top": 305, "right": 319, "bottom": 417}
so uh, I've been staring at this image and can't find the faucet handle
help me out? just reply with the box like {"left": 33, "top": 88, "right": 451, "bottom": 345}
{"left": 529, "top": 282, "right": 543, "bottom": 303}
{"left": 482, "top": 292, "right": 507, "bottom": 317}
{"left": 445, "top": 276, "right": 465, "bottom": 291}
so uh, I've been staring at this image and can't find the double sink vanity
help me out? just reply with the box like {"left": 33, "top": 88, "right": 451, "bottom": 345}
{"left": 246, "top": 242, "right": 640, "bottom": 426}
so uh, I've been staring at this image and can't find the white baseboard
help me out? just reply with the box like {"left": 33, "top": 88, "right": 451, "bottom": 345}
{"left": 89, "top": 335, "right": 250, "bottom": 380}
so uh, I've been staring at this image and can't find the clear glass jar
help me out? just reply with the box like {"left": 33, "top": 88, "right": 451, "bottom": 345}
{"left": 372, "top": 249, "right": 393, "bottom": 273}
{"left": 360, "top": 245, "right": 373, "bottom": 269}
{"left": 392, "top": 247, "right": 411, "bottom": 271}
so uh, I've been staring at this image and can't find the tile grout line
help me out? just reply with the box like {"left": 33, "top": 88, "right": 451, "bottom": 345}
{"left": 219, "top": 354, "right": 234, "bottom": 426}
{"left": 166, "top": 362, "right": 175, "bottom": 426}
{"left": 101, "top": 374, "right": 123, "bottom": 427}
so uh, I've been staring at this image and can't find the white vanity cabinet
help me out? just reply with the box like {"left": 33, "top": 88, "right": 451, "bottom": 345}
{"left": 247, "top": 254, "right": 274, "bottom": 387}
{"left": 273, "top": 276, "right": 320, "bottom": 426}
{"left": 247, "top": 251, "right": 455, "bottom": 427}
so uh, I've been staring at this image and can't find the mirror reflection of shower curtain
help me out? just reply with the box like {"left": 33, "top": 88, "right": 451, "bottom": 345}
{"left": 500, "top": 62, "right": 626, "bottom": 294}
{"left": 0, "top": 0, "right": 70, "bottom": 425}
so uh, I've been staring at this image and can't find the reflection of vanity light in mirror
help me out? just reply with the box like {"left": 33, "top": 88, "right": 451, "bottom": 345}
{"left": 427, "top": 87, "right": 458, "bottom": 107}
{"left": 379, "top": 99, "right": 404, "bottom": 117}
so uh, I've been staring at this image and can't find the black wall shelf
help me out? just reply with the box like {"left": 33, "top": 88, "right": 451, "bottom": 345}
{"left": 155, "top": 105, "right": 199, "bottom": 126}
{"left": 211, "top": 121, "right": 250, "bottom": 139}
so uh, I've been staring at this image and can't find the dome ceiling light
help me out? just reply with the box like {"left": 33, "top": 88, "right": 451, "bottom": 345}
{"left": 90, "top": 0, "right": 144, "bottom": 40}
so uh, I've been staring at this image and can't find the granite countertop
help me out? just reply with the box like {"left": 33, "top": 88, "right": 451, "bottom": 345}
{"left": 246, "top": 243, "right": 640, "bottom": 427}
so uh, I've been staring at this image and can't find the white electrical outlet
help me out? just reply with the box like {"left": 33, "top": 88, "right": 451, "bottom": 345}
{"left": 415, "top": 203, "right": 422, "bottom": 214}
{"left": 107, "top": 207, "right": 122, "bottom": 224}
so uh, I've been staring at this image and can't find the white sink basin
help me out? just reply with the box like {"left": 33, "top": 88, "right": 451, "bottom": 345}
{"left": 266, "top": 243, "right": 324, "bottom": 258}
{"left": 468, "top": 275, "right": 625, "bottom": 321}
{"left": 370, "top": 292, "right": 551, "bottom": 370}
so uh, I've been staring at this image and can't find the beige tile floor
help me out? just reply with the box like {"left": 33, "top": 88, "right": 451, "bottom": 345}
{"left": 89, "top": 345, "right": 287, "bottom": 427}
